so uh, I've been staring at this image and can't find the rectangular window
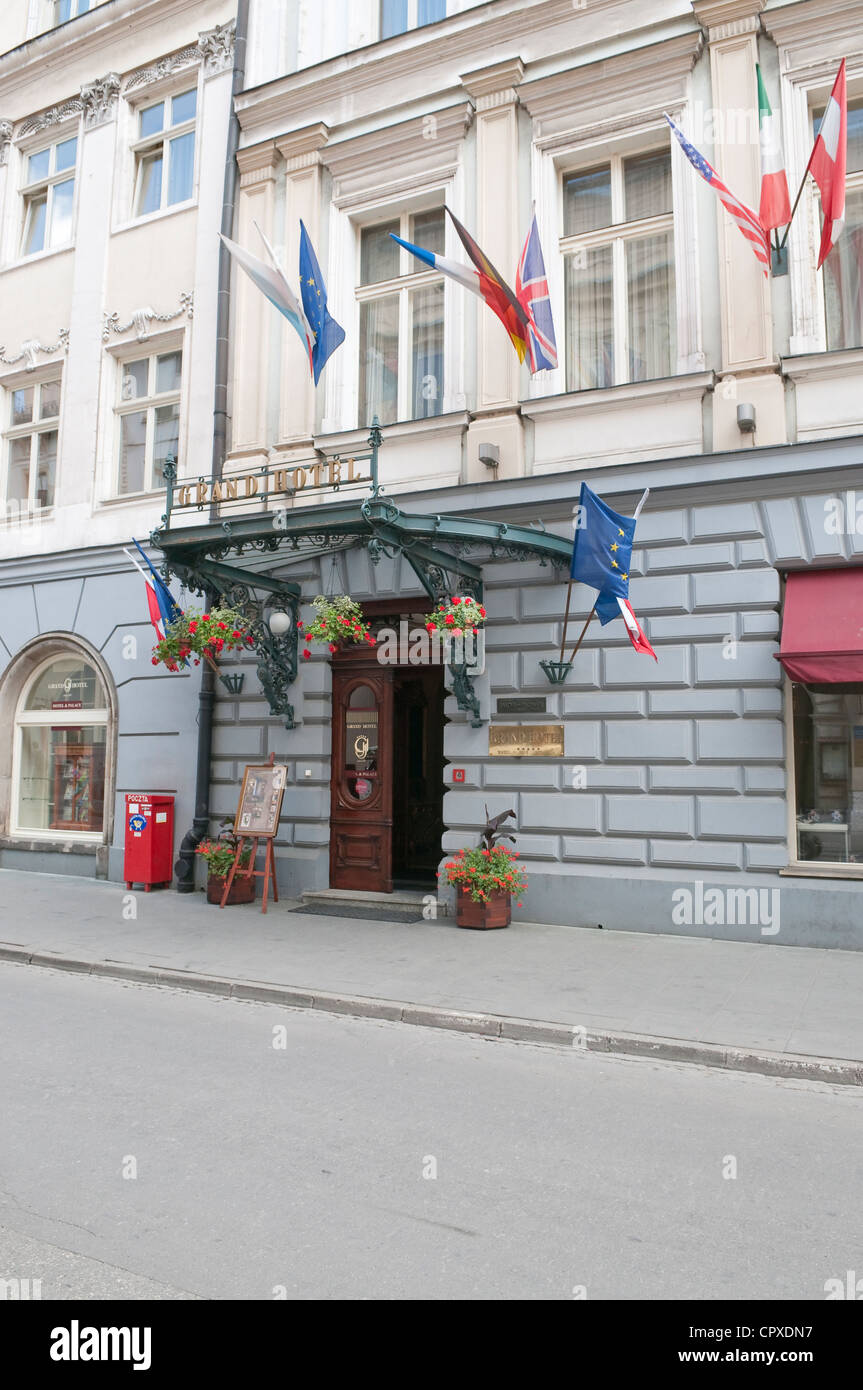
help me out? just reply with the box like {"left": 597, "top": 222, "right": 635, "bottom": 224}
{"left": 3, "top": 378, "right": 61, "bottom": 511}
{"left": 357, "top": 208, "right": 445, "bottom": 426}
{"left": 381, "top": 0, "right": 445, "bottom": 40}
{"left": 115, "top": 349, "right": 182, "bottom": 495}
{"left": 561, "top": 148, "right": 676, "bottom": 391}
{"left": 818, "top": 101, "right": 863, "bottom": 351}
{"left": 20, "top": 136, "right": 77, "bottom": 256}
{"left": 133, "top": 88, "right": 197, "bottom": 218}
{"left": 793, "top": 685, "right": 863, "bottom": 866}
{"left": 54, "top": 0, "right": 90, "bottom": 25}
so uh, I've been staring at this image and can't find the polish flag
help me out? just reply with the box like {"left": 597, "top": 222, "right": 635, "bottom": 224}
{"left": 757, "top": 65, "right": 791, "bottom": 231}
{"left": 617, "top": 597, "right": 657, "bottom": 661}
{"left": 808, "top": 59, "right": 847, "bottom": 268}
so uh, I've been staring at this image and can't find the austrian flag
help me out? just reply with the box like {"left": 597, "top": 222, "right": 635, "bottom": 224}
{"left": 809, "top": 59, "right": 847, "bottom": 268}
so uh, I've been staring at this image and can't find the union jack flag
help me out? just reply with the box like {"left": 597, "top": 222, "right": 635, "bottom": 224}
{"left": 665, "top": 114, "right": 770, "bottom": 276}
{"left": 516, "top": 211, "right": 558, "bottom": 373}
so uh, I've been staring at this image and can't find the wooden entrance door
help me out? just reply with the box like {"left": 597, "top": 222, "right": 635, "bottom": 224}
{"left": 329, "top": 652, "right": 394, "bottom": 891}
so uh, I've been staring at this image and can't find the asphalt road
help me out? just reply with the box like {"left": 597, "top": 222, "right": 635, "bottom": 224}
{"left": 0, "top": 962, "right": 860, "bottom": 1301}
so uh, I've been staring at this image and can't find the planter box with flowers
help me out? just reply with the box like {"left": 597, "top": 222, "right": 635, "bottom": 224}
{"left": 151, "top": 604, "right": 254, "bottom": 672}
{"left": 300, "top": 594, "right": 376, "bottom": 660}
{"left": 196, "top": 831, "right": 255, "bottom": 905}
{"left": 441, "top": 808, "right": 527, "bottom": 929}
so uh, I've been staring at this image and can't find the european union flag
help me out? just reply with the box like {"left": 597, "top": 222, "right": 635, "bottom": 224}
{"left": 570, "top": 482, "right": 636, "bottom": 622}
{"left": 299, "top": 220, "right": 345, "bottom": 385}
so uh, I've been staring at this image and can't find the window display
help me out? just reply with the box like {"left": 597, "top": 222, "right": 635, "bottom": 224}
{"left": 793, "top": 685, "right": 863, "bottom": 864}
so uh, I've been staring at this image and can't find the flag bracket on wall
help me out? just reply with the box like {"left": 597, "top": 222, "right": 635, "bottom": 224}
{"left": 771, "top": 243, "right": 789, "bottom": 278}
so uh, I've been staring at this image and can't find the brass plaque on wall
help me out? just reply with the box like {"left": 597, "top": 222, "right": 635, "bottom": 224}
{"left": 489, "top": 724, "right": 565, "bottom": 757}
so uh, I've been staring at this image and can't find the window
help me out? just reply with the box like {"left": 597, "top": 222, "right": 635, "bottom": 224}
{"left": 20, "top": 136, "right": 77, "bottom": 256}
{"left": 12, "top": 655, "right": 108, "bottom": 838}
{"left": 115, "top": 350, "right": 181, "bottom": 494}
{"left": 357, "top": 208, "right": 445, "bottom": 426}
{"left": 3, "top": 378, "right": 60, "bottom": 511}
{"left": 561, "top": 149, "right": 676, "bottom": 391}
{"left": 133, "top": 89, "right": 197, "bottom": 217}
{"left": 817, "top": 100, "right": 863, "bottom": 351}
{"left": 380, "top": 0, "right": 446, "bottom": 40}
{"left": 792, "top": 685, "right": 863, "bottom": 866}
{"left": 54, "top": 0, "right": 90, "bottom": 24}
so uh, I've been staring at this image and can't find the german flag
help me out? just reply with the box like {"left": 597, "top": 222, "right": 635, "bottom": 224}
{"left": 445, "top": 207, "right": 531, "bottom": 362}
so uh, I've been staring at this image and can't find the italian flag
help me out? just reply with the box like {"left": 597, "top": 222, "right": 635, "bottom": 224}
{"left": 757, "top": 65, "right": 791, "bottom": 231}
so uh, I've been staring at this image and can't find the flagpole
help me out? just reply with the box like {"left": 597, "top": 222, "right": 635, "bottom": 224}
{"left": 778, "top": 146, "right": 817, "bottom": 250}
{"left": 557, "top": 580, "right": 574, "bottom": 664}
{"left": 567, "top": 605, "right": 596, "bottom": 663}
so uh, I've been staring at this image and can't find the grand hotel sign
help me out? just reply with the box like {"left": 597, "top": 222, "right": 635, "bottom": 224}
{"left": 172, "top": 455, "right": 373, "bottom": 511}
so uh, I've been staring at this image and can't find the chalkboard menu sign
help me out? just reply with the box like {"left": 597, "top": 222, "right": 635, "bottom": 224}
{"left": 234, "top": 763, "right": 288, "bottom": 837}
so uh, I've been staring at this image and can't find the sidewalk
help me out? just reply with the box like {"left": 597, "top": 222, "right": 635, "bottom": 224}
{"left": 1, "top": 868, "right": 861, "bottom": 1084}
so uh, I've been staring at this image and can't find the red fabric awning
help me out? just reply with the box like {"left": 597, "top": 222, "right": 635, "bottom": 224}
{"left": 778, "top": 569, "right": 863, "bottom": 684}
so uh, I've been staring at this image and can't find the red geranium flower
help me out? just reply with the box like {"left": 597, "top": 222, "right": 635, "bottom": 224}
{"left": 302, "top": 648, "right": 312, "bottom": 660}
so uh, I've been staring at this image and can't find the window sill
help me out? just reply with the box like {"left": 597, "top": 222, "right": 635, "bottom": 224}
{"left": 779, "top": 863, "right": 863, "bottom": 882}
{"left": 780, "top": 347, "right": 863, "bottom": 382}
{"left": 0, "top": 242, "right": 75, "bottom": 274}
{"left": 316, "top": 411, "right": 470, "bottom": 453}
{"left": 112, "top": 200, "right": 197, "bottom": 236}
{"left": 521, "top": 370, "right": 716, "bottom": 416}
{"left": 0, "top": 832, "right": 104, "bottom": 851}
{"left": 95, "top": 488, "right": 165, "bottom": 509}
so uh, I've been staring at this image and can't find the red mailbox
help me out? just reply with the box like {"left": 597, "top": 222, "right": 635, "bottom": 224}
{"left": 124, "top": 793, "right": 174, "bottom": 891}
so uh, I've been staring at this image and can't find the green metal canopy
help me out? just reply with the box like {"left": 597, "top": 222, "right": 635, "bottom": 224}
{"left": 151, "top": 430, "right": 571, "bottom": 725}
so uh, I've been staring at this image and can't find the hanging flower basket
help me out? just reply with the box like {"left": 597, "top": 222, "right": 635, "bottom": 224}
{"left": 151, "top": 605, "right": 254, "bottom": 672}
{"left": 300, "top": 594, "right": 376, "bottom": 660}
{"left": 423, "top": 595, "right": 487, "bottom": 636}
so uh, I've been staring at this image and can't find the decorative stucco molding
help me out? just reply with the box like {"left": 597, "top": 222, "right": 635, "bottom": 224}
{"left": 197, "top": 20, "right": 236, "bottom": 76}
{"left": 0, "top": 120, "right": 12, "bottom": 166}
{"left": 123, "top": 44, "right": 201, "bottom": 95}
{"left": 102, "top": 293, "right": 194, "bottom": 343}
{"left": 81, "top": 72, "right": 121, "bottom": 130}
{"left": 19, "top": 98, "right": 83, "bottom": 138}
{"left": 0, "top": 330, "right": 70, "bottom": 372}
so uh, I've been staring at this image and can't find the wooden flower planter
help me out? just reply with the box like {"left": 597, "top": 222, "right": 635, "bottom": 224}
{"left": 455, "top": 890, "right": 512, "bottom": 930}
{"left": 207, "top": 872, "right": 255, "bottom": 906}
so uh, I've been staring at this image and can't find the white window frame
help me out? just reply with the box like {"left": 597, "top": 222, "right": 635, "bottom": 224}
{"left": 1, "top": 370, "right": 62, "bottom": 518}
{"left": 18, "top": 131, "right": 78, "bottom": 258}
{"left": 114, "top": 346, "right": 183, "bottom": 497}
{"left": 355, "top": 207, "right": 446, "bottom": 426}
{"left": 52, "top": 0, "right": 92, "bottom": 26}
{"left": 559, "top": 146, "right": 676, "bottom": 391}
{"left": 130, "top": 85, "right": 198, "bottom": 222}
{"left": 10, "top": 652, "right": 110, "bottom": 844}
{"left": 782, "top": 674, "right": 863, "bottom": 880}
{"left": 380, "top": 0, "right": 447, "bottom": 41}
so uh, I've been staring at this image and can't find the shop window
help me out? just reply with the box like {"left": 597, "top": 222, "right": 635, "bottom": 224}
{"left": 20, "top": 134, "right": 77, "bottom": 256}
{"left": 357, "top": 208, "right": 445, "bottom": 426}
{"left": 12, "top": 655, "right": 109, "bottom": 837}
{"left": 561, "top": 148, "right": 676, "bottom": 390}
{"left": 380, "top": 0, "right": 446, "bottom": 41}
{"left": 3, "top": 377, "right": 61, "bottom": 512}
{"left": 132, "top": 88, "right": 197, "bottom": 218}
{"left": 115, "top": 348, "right": 182, "bottom": 495}
{"left": 792, "top": 684, "right": 863, "bottom": 865}
{"left": 816, "top": 100, "right": 863, "bottom": 351}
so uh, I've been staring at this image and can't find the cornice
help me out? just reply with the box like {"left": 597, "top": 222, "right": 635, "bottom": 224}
{"left": 761, "top": 0, "right": 863, "bottom": 75}
{"left": 519, "top": 31, "right": 703, "bottom": 137}
{"left": 460, "top": 57, "right": 525, "bottom": 100}
{"left": 692, "top": 0, "right": 765, "bottom": 36}
{"left": 275, "top": 122, "right": 329, "bottom": 172}
{"left": 235, "top": 0, "right": 691, "bottom": 140}
{"left": 321, "top": 102, "right": 474, "bottom": 205}
{"left": 237, "top": 140, "right": 280, "bottom": 187}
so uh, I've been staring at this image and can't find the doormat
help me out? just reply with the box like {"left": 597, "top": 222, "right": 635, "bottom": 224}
{"left": 290, "top": 904, "right": 424, "bottom": 924}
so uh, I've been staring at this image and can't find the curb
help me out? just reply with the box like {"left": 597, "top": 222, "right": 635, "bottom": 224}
{"left": 2, "top": 943, "right": 861, "bottom": 1087}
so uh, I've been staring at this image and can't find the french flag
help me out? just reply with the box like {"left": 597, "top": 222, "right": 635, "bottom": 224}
{"left": 516, "top": 211, "right": 558, "bottom": 372}
{"left": 125, "top": 539, "right": 182, "bottom": 643}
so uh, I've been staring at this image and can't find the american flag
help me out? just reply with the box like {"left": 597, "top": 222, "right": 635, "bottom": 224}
{"left": 665, "top": 114, "right": 770, "bottom": 277}
{"left": 516, "top": 211, "right": 559, "bottom": 372}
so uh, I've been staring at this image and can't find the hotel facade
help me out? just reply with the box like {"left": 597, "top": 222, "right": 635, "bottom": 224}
{"left": 1, "top": 0, "right": 862, "bottom": 948}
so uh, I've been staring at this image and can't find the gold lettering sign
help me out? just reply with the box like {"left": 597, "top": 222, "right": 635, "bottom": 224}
{"left": 489, "top": 724, "right": 565, "bottom": 757}
{"left": 171, "top": 461, "right": 372, "bottom": 510}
